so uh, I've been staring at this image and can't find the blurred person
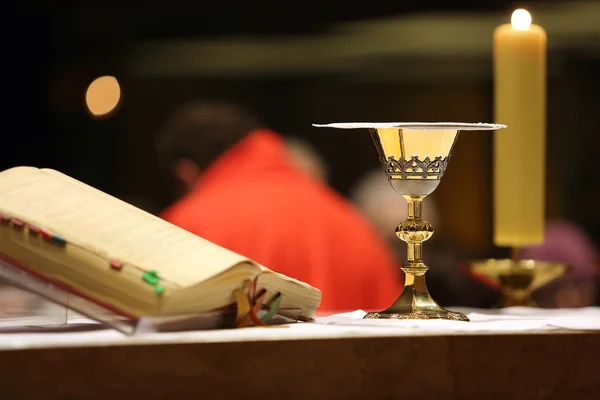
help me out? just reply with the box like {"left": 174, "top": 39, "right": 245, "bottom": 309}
{"left": 350, "top": 168, "right": 498, "bottom": 308}
{"left": 350, "top": 169, "right": 440, "bottom": 234}
{"left": 523, "top": 219, "right": 599, "bottom": 308}
{"left": 284, "top": 136, "right": 329, "bottom": 183}
{"left": 155, "top": 100, "right": 401, "bottom": 312}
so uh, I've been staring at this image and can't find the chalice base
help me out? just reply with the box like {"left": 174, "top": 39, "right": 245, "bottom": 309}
{"left": 364, "top": 309, "right": 469, "bottom": 321}
{"left": 363, "top": 277, "right": 469, "bottom": 321}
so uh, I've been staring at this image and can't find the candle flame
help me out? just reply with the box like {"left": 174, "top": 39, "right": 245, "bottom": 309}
{"left": 511, "top": 9, "right": 532, "bottom": 30}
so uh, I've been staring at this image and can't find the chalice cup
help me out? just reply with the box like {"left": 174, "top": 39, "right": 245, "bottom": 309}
{"left": 314, "top": 122, "right": 505, "bottom": 321}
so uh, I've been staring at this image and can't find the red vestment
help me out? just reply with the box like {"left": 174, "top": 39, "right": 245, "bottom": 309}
{"left": 161, "top": 130, "right": 403, "bottom": 312}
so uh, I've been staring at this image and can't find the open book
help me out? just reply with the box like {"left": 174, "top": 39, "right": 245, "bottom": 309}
{"left": 0, "top": 167, "right": 321, "bottom": 323}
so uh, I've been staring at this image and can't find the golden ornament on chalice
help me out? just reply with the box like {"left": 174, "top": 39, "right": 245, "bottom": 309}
{"left": 314, "top": 122, "right": 505, "bottom": 321}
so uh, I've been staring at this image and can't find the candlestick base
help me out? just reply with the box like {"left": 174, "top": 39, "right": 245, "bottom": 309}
{"left": 469, "top": 258, "right": 568, "bottom": 307}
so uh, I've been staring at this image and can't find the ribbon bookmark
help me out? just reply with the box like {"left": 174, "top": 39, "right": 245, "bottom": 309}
{"left": 234, "top": 289, "right": 252, "bottom": 323}
{"left": 233, "top": 279, "right": 288, "bottom": 328}
{"left": 261, "top": 293, "right": 283, "bottom": 323}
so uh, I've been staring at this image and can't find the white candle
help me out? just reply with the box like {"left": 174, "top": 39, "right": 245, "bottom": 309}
{"left": 493, "top": 9, "right": 547, "bottom": 247}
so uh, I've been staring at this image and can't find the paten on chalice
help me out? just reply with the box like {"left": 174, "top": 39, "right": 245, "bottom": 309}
{"left": 314, "top": 122, "right": 505, "bottom": 321}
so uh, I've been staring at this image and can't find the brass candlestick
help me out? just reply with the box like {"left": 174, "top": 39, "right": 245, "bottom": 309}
{"left": 314, "top": 122, "right": 505, "bottom": 321}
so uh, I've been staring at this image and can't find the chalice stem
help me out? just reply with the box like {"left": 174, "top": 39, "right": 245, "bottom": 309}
{"left": 389, "top": 196, "right": 440, "bottom": 312}
{"left": 406, "top": 196, "right": 425, "bottom": 265}
{"left": 364, "top": 196, "right": 469, "bottom": 321}
{"left": 400, "top": 197, "right": 432, "bottom": 306}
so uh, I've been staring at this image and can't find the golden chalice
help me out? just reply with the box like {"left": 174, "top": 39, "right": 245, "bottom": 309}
{"left": 470, "top": 259, "right": 568, "bottom": 307}
{"left": 314, "top": 122, "right": 505, "bottom": 321}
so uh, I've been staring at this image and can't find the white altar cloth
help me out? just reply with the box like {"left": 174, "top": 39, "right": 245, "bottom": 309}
{"left": 0, "top": 307, "right": 598, "bottom": 351}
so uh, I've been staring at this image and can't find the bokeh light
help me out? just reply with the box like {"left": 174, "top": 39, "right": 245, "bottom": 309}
{"left": 85, "top": 76, "right": 121, "bottom": 117}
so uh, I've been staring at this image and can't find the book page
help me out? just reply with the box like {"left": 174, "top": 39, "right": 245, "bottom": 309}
{"left": 0, "top": 167, "right": 253, "bottom": 286}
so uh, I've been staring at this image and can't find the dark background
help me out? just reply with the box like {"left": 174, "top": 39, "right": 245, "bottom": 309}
{"left": 5, "top": 1, "right": 600, "bottom": 260}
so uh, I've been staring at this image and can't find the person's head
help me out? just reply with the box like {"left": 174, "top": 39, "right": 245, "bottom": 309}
{"left": 350, "top": 168, "right": 441, "bottom": 237}
{"left": 284, "top": 136, "right": 329, "bottom": 183}
{"left": 155, "top": 100, "right": 264, "bottom": 194}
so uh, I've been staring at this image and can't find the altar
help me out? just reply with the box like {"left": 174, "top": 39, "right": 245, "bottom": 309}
{"left": 1, "top": 308, "right": 599, "bottom": 400}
